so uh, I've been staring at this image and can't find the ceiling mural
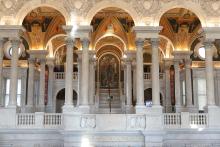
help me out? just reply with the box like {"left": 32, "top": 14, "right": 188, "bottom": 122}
{"left": 22, "top": 7, "right": 66, "bottom": 50}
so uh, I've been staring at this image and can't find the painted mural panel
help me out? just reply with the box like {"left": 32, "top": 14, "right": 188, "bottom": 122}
{"left": 99, "top": 54, "right": 119, "bottom": 88}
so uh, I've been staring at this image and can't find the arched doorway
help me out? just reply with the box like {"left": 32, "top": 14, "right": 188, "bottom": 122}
{"left": 99, "top": 53, "right": 120, "bottom": 89}
{"left": 144, "top": 88, "right": 163, "bottom": 107}
{"left": 56, "top": 89, "right": 77, "bottom": 113}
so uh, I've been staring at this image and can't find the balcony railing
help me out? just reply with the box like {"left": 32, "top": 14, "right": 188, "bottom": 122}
{"left": 17, "top": 113, "right": 35, "bottom": 127}
{"left": 54, "top": 72, "right": 78, "bottom": 80}
{"left": 15, "top": 112, "right": 208, "bottom": 130}
{"left": 164, "top": 112, "right": 208, "bottom": 129}
{"left": 144, "top": 72, "right": 164, "bottom": 80}
{"left": 164, "top": 113, "right": 181, "bottom": 128}
{"left": 16, "top": 113, "right": 62, "bottom": 129}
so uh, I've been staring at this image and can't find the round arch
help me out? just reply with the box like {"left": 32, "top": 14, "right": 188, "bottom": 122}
{"left": 56, "top": 88, "right": 78, "bottom": 113}
{"left": 94, "top": 34, "right": 127, "bottom": 51}
{"left": 15, "top": 1, "right": 70, "bottom": 25}
{"left": 153, "top": 2, "right": 207, "bottom": 27}
{"left": 144, "top": 88, "right": 163, "bottom": 106}
{"left": 96, "top": 43, "right": 124, "bottom": 56}
{"left": 85, "top": 1, "right": 139, "bottom": 25}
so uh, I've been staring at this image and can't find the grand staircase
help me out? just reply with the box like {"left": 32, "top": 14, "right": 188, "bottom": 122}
{"left": 96, "top": 88, "right": 123, "bottom": 113}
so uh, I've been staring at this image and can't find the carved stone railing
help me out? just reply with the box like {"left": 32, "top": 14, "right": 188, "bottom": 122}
{"left": 15, "top": 113, "right": 208, "bottom": 130}
{"left": 190, "top": 113, "right": 208, "bottom": 128}
{"left": 54, "top": 72, "right": 78, "bottom": 80}
{"left": 164, "top": 112, "right": 208, "bottom": 129}
{"left": 16, "top": 113, "right": 62, "bottom": 129}
{"left": 144, "top": 72, "right": 164, "bottom": 80}
{"left": 44, "top": 113, "right": 62, "bottom": 128}
{"left": 16, "top": 113, "right": 35, "bottom": 128}
{"left": 164, "top": 113, "right": 181, "bottom": 129}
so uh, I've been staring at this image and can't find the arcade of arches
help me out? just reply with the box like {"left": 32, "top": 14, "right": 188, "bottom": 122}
{"left": 1, "top": 0, "right": 220, "bottom": 146}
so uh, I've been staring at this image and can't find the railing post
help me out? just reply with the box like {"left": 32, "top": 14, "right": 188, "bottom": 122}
{"left": 181, "top": 112, "right": 190, "bottom": 128}
{"left": 35, "top": 112, "right": 44, "bottom": 128}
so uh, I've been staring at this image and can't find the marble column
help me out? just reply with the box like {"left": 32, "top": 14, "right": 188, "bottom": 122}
{"left": 125, "top": 59, "right": 133, "bottom": 112}
{"left": 164, "top": 59, "right": 171, "bottom": 112}
{"left": 0, "top": 39, "right": 4, "bottom": 106}
{"left": 63, "top": 37, "right": 74, "bottom": 111}
{"left": 8, "top": 38, "right": 20, "bottom": 108}
{"left": 46, "top": 58, "right": 54, "bottom": 112}
{"left": 174, "top": 59, "right": 181, "bottom": 111}
{"left": 135, "top": 38, "right": 145, "bottom": 113}
{"left": 89, "top": 56, "right": 96, "bottom": 107}
{"left": 80, "top": 38, "right": 90, "bottom": 112}
{"left": 185, "top": 58, "right": 193, "bottom": 108}
{"left": 38, "top": 59, "right": 46, "bottom": 112}
{"left": 204, "top": 41, "right": 216, "bottom": 106}
{"left": 77, "top": 55, "right": 82, "bottom": 106}
{"left": 27, "top": 58, "right": 35, "bottom": 111}
{"left": 151, "top": 38, "right": 160, "bottom": 106}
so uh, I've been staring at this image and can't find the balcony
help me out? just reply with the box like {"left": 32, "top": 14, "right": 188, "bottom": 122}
{"left": 144, "top": 72, "right": 164, "bottom": 80}
{"left": 54, "top": 72, "right": 78, "bottom": 80}
{"left": 13, "top": 112, "right": 208, "bottom": 130}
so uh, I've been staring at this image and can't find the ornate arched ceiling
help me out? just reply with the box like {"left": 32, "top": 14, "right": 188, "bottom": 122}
{"left": 91, "top": 7, "right": 135, "bottom": 51}
{"left": 22, "top": 6, "right": 66, "bottom": 50}
{"left": 160, "top": 8, "right": 202, "bottom": 51}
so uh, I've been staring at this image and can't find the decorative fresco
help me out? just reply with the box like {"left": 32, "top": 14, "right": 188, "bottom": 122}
{"left": 99, "top": 54, "right": 119, "bottom": 88}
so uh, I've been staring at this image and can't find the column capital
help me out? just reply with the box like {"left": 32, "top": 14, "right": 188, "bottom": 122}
{"left": 46, "top": 57, "right": 55, "bottom": 67}
{"left": 81, "top": 38, "right": 90, "bottom": 49}
{"left": 10, "top": 38, "right": 21, "bottom": 47}
{"left": 28, "top": 58, "right": 35, "bottom": 64}
{"left": 65, "top": 37, "right": 74, "bottom": 47}
{"left": 204, "top": 40, "right": 215, "bottom": 49}
{"left": 150, "top": 38, "right": 159, "bottom": 46}
{"left": 135, "top": 38, "right": 145, "bottom": 48}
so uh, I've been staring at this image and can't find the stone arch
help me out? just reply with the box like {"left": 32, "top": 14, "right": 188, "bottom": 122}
{"left": 15, "top": 0, "right": 70, "bottom": 25}
{"left": 159, "top": 35, "right": 175, "bottom": 58}
{"left": 144, "top": 88, "right": 164, "bottom": 106}
{"left": 153, "top": 2, "right": 207, "bottom": 27}
{"left": 45, "top": 34, "right": 67, "bottom": 57}
{"left": 85, "top": 0, "right": 139, "bottom": 25}
{"left": 94, "top": 34, "right": 127, "bottom": 51}
{"left": 55, "top": 88, "right": 78, "bottom": 113}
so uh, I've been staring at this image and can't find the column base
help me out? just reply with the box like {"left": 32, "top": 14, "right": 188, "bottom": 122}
{"left": 78, "top": 105, "right": 90, "bottom": 114}
{"left": 36, "top": 105, "right": 45, "bottom": 112}
{"left": 45, "top": 105, "right": 54, "bottom": 113}
{"left": 125, "top": 105, "right": 135, "bottom": 114}
{"left": 175, "top": 105, "right": 184, "bottom": 112}
{"left": 7, "top": 104, "right": 17, "bottom": 109}
{"left": 62, "top": 104, "right": 75, "bottom": 113}
{"left": 135, "top": 105, "right": 147, "bottom": 113}
{"left": 25, "top": 105, "right": 35, "bottom": 113}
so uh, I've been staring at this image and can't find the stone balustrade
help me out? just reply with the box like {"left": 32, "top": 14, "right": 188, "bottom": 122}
{"left": 164, "top": 112, "right": 208, "bottom": 129}
{"left": 144, "top": 72, "right": 164, "bottom": 80}
{"left": 16, "top": 113, "right": 62, "bottom": 129}
{"left": 54, "top": 72, "right": 78, "bottom": 80}
{"left": 14, "top": 112, "right": 208, "bottom": 130}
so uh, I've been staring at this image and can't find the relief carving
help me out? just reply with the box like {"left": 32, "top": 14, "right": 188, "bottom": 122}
{"left": 80, "top": 115, "right": 96, "bottom": 128}
{"left": 127, "top": 115, "right": 145, "bottom": 129}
